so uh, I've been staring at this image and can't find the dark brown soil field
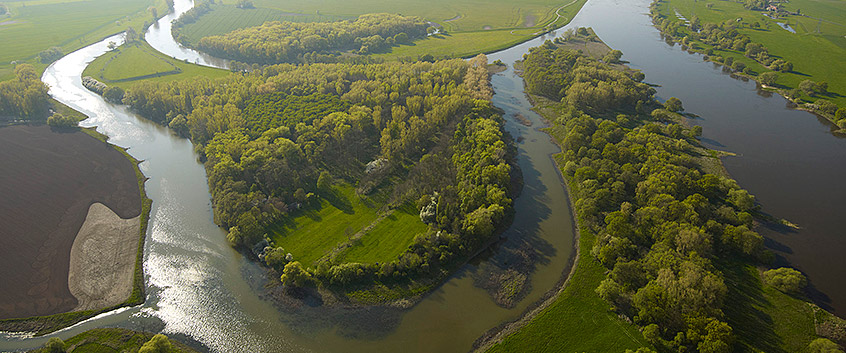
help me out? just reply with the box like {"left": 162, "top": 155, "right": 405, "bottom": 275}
{"left": 0, "top": 125, "right": 141, "bottom": 319}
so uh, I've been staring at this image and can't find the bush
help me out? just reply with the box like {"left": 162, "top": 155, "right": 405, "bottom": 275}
{"left": 836, "top": 108, "right": 846, "bottom": 121}
{"left": 47, "top": 113, "right": 78, "bottom": 128}
{"left": 37, "top": 47, "right": 64, "bottom": 64}
{"left": 664, "top": 97, "right": 684, "bottom": 112}
{"left": 816, "top": 100, "right": 838, "bottom": 115}
{"left": 138, "top": 334, "right": 174, "bottom": 353}
{"left": 732, "top": 61, "right": 746, "bottom": 72}
{"left": 102, "top": 86, "right": 125, "bottom": 104}
{"left": 762, "top": 267, "right": 806, "bottom": 294}
{"left": 808, "top": 338, "right": 844, "bottom": 353}
{"left": 44, "top": 337, "right": 66, "bottom": 353}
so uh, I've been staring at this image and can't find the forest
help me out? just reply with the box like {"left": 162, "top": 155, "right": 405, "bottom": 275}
{"left": 522, "top": 41, "right": 770, "bottom": 352}
{"left": 0, "top": 64, "right": 51, "bottom": 120}
{"left": 178, "top": 12, "right": 429, "bottom": 64}
{"left": 122, "top": 55, "right": 515, "bottom": 289}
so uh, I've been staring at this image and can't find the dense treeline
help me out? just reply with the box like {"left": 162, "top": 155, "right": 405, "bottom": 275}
{"left": 123, "top": 55, "right": 514, "bottom": 287}
{"left": 192, "top": 13, "right": 428, "bottom": 64}
{"left": 524, "top": 42, "right": 768, "bottom": 352}
{"left": 0, "top": 64, "right": 51, "bottom": 119}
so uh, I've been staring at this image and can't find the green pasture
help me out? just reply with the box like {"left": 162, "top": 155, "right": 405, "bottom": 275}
{"left": 177, "top": 4, "right": 348, "bottom": 45}
{"left": 337, "top": 205, "right": 428, "bottom": 264}
{"left": 0, "top": 0, "right": 168, "bottom": 80}
{"left": 82, "top": 40, "right": 228, "bottom": 89}
{"left": 181, "top": 0, "right": 587, "bottom": 60}
{"left": 661, "top": 0, "right": 846, "bottom": 107}
{"left": 487, "top": 227, "right": 651, "bottom": 352}
{"left": 268, "top": 184, "right": 382, "bottom": 266}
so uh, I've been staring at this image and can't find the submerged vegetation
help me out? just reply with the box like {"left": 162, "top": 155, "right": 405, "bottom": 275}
{"left": 121, "top": 54, "right": 516, "bottom": 299}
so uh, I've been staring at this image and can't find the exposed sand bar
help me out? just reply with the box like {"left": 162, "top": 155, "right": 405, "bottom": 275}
{"left": 68, "top": 203, "right": 140, "bottom": 311}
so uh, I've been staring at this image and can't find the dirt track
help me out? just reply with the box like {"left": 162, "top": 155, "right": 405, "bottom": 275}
{"left": 0, "top": 125, "right": 141, "bottom": 319}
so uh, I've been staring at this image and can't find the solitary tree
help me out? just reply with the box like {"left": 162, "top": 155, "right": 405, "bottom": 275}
{"left": 758, "top": 71, "right": 777, "bottom": 86}
{"left": 763, "top": 267, "right": 806, "bottom": 294}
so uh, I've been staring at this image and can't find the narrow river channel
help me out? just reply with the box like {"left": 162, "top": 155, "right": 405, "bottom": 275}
{"left": 2, "top": 0, "right": 843, "bottom": 350}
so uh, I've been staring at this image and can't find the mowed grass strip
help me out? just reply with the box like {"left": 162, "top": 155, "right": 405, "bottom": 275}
{"left": 0, "top": 0, "right": 167, "bottom": 80}
{"left": 82, "top": 40, "right": 229, "bottom": 89}
{"left": 178, "top": 4, "right": 348, "bottom": 45}
{"left": 269, "top": 184, "right": 380, "bottom": 266}
{"left": 662, "top": 0, "right": 846, "bottom": 107}
{"left": 338, "top": 205, "right": 428, "bottom": 264}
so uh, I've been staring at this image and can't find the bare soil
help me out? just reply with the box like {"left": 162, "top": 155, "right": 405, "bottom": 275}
{"left": 0, "top": 125, "right": 141, "bottom": 319}
{"left": 68, "top": 203, "right": 140, "bottom": 312}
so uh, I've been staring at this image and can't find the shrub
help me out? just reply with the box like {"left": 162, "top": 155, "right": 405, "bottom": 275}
{"left": 37, "top": 47, "right": 63, "bottom": 64}
{"left": 835, "top": 108, "right": 846, "bottom": 121}
{"left": 138, "top": 334, "right": 174, "bottom": 353}
{"left": 816, "top": 100, "right": 837, "bottom": 115}
{"left": 47, "top": 113, "right": 78, "bottom": 128}
{"left": 102, "top": 86, "right": 125, "bottom": 104}
{"left": 762, "top": 267, "right": 806, "bottom": 294}
{"left": 44, "top": 337, "right": 66, "bottom": 353}
{"left": 664, "top": 97, "right": 684, "bottom": 112}
{"left": 808, "top": 338, "right": 844, "bottom": 353}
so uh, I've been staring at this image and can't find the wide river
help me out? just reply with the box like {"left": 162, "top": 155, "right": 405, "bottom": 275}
{"left": 2, "top": 0, "right": 844, "bottom": 351}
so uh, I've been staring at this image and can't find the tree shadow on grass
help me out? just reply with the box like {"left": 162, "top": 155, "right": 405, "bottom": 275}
{"left": 719, "top": 259, "right": 786, "bottom": 353}
{"left": 322, "top": 187, "right": 354, "bottom": 214}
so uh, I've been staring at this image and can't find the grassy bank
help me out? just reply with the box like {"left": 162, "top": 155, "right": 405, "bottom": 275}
{"left": 483, "top": 30, "right": 841, "bottom": 353}
{"left": 82, "top": 40, "right": 228, "bottom": 89}
{"left": 0, "top": 0, "right": 169, "bottom": 81}
{"left": 28, "top": 328, "right": 200, "bottom": 353}
{"left": 652, "top": 0, "right": 846, "bottom": 117}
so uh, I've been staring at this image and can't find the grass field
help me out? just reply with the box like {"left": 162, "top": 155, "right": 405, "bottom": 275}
{"left": 177, "top": 4, "right": 348, "bottom": 45}
{"left": 657, "top": 0, "right": 846, "bottom": 107}
{"left": 0, "top": 0, "right": 168, "bottom": 81}
{"left": 268, "top": 184, "right": 382, "bottom": 266}
{"left": 82, "top": 40, "right": 229, "bottom": 89}
{"left": 486, "top": 227, "right": 651, "bottom": 352}
{"left": 337, "top": 205, "right": 428, "bottom": 264}
{"left": 179, "top": 0, "right": 588, "bottom": 60}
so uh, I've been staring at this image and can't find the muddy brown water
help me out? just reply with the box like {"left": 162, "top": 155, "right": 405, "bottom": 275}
{"left": 2, "top": 0, "right": 844, "bottom": 350}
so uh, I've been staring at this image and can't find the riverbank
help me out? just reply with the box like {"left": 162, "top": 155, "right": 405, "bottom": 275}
{"left": 482, "top": 28, "right": 846, "bottom": 353}
{"left": 649, "top": 0, "right": 846, "bottom": 131}
{"left": 0, "top": 121, "right": 151, "bottom": 336}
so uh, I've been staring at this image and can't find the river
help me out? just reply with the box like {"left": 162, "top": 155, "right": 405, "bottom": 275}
{"left": 0, "top": 0, "right": 580, "bottom": 351}
{"left": 2, "top": 0, "right": 844, "bottom": 350}
{"left": 565, "top": 0, "right": 846, "bottom": 314}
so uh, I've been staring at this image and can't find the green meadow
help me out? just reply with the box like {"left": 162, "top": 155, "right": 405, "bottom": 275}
{"left": 176, "top": 4, "right": 348, "bottom": 45}
{"left": 337, "top": 205, "right": 429, "bottom": 264}
{"left": 177, "top": 0, "right": 588, "bottom": 59}
{"left": 658, "top": 0, "right": 846, "bottom": 107}
{"left": 82, "top": 40, "right": 228, "bottom": 89}
{"left": 0, "top": 0, "right": 168, "bottom": 80}
{"left": 268, "top": 184, "right": 426, "bottom": 267}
